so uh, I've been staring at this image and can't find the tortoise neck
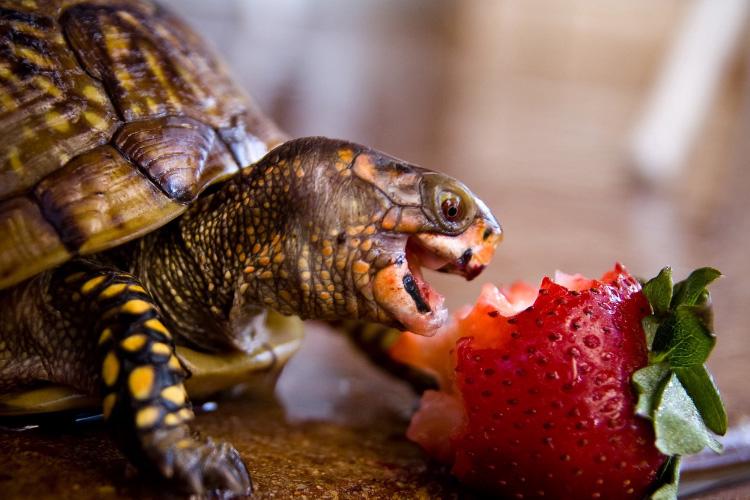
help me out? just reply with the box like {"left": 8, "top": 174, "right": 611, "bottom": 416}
{"left": 139, "top": 137, "right": 390, "bottom": 350}
{"left": 139, "top": 145, "right": 322, "bottom": 350}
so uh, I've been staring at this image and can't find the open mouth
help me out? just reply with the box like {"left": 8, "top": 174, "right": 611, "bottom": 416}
{"left": 403, "top": 237, "right": 451, "bottom": 315}
{"left": 372, "top": 235, "right": 486, "bottom": 336}
{"left": 371, "top": 217, "right": 501, "bottom": 336}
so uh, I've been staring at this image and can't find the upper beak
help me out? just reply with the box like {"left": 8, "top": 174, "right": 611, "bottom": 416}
{"left": 438, "top": 215, "right": 502, "bottom": 280}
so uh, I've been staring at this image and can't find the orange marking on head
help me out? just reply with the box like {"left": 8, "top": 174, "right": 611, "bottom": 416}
{"left": 337, "top": 148, "right": 354, "bottom": 166}
{"left": 381, "top": 208, "right": 399, "bottom": 231}
{"left": 352, "top": 260, "right": 370, "bottom": 274}
{"left": 351, "top": 154, "right": 377, "bottom": 184}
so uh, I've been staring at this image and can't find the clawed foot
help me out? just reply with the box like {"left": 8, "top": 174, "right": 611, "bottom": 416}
{"left": 142, "top": 428, "right": 252, "bottom": 497}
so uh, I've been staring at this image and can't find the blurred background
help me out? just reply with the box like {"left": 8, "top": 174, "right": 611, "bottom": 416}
{"left": 161, "top": 0, "right": 750, "bottom": 425}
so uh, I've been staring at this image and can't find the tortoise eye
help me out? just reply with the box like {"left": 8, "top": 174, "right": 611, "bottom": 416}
{"left": 440, "top": 191, "right": 463, "bottom": 221}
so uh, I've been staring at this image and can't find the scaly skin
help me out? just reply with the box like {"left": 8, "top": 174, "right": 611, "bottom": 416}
{"left": 0, "top": 136, "right": 501, "bottom": 495}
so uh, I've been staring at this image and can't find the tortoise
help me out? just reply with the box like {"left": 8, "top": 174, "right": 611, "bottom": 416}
{"left": 0, "top": 0, "right": 502, "bottom": 495}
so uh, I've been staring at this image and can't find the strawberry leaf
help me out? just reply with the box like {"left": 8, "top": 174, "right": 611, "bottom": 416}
{"left": 649, "top": 456, "right": 681, "bottom": 500}
{"left": 666, "top": 306, "right": 715, "bottom": 367}
{"left": 650, "top": 315, "right": 677, "bottom": 358}
{"left": 653, "top": 372, "right": 722, "bottom": 455}
{"left": 633, "top": 363, "right": 669, "bottom": 419}
{"left": 671, "top": 268, "right": 721, "bottom": 308}
{"left": 642, "top": 315, "right": 661, "bottom": 350}
{"left": 674, "top": 365, "right": 727, "bottom": 435}
{"left": 643, "top": 267, "right": 673, "bottom": 316}
{"left": 634, "top": 267, "right": 726, "bottom": 497}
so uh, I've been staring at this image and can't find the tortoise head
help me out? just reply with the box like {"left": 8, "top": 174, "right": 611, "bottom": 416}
{"left": 248, "top": 138, "right": 502, "bottom": 336}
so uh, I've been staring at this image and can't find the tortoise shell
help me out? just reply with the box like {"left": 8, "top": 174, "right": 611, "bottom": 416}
{"left": 0, "top": 0, "right": 286, "bottom": 289}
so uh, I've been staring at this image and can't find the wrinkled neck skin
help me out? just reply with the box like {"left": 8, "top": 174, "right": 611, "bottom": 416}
{"left": 136, "top": 138, "right": 398, "bottom": 352}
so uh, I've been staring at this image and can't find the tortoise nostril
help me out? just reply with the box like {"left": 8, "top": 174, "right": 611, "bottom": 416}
{"left": 483, "top": 228, "right": 493, "bottom": 240}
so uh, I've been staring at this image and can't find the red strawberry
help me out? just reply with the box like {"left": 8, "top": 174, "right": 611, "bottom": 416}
{"left": 391, "top": 264, "right": 725, "bottom": 499}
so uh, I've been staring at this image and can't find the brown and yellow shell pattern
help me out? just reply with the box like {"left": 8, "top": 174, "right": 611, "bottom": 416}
{"left": 0, "top": 0, "right": 285, "bottom": 289}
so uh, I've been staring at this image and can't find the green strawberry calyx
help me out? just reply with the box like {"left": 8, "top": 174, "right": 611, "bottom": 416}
{"left": 632, "top": 267, "right": 727, "bottom": 499}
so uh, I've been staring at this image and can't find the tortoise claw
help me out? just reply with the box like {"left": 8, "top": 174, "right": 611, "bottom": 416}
{"left": 143, "top": 429, "right": 252, "bottom": 497}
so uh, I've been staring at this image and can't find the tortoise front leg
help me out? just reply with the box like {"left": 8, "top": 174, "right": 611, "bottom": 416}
{"left": 60, "top": 263, "right": 251, "bottom": 496}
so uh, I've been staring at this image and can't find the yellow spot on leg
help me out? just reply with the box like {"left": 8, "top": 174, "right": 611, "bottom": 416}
{"left": 129, "top": 366, "right": 155, "bottom": 400}
{"left": 121, "top": 334, "right": 147, "bottom": 352}
{"left": 144, "top": 318, "right": 170, "bottom": 337}
{"left": 98, "top": 328, "right": 112, "bottom": 346}
{"left": 168, "top": 355, "right": 182, "bottom": 371}
{"left": 99, "top": 283, "right": 127, "bottom": 299}
{"left": 102, "top": 352, "right": 119, "bottom": 386}
{"left": 161, "top": 385, "right": 186, "bottom": 406}
{"left": 102, "top": 393, "right": 117, "bottom": 419}
{"left": 178, "top": 408, "right": 194, "bottom": 422}
{"left": 164, "top": 413, "right": 180, "bottom": 426}
{"left": 177, "top": 438, "right": 193, "bottom": 449}
{"left": 121, "top": 299, "right": 151, "bottom": 315}
{"left": 136, "top": 406, "right": 160, "bottom": 428}
{"left": 81, "top": 275, "right": 106, "bottom": 294}
{"left": 150, "top": 342, "right": 171, "bottom": 356}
